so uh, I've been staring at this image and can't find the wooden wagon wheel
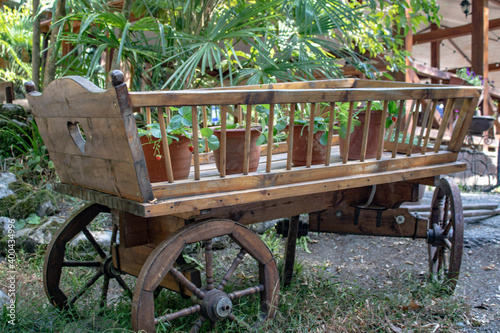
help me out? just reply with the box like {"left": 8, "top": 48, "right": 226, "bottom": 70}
{"left": 132, "top": 219, "right": 280, "bottom": 333}
{"left": 44, "top": 203, "right": 132, "bottom": 311}
{"left": 427, "top": 177, "right": 464, "bottom": 292}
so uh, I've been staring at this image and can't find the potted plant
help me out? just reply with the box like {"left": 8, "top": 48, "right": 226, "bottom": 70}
{"left": 338, "top": 101, "right": 398, "bottom": 160}
{"left": 212, "top": 123, "right": 263, "bottom": 175}
{"left": 138, "top": 106, "right": 219, "bottom": 181}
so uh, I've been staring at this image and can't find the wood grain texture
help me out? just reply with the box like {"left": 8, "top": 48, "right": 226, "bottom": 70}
{"left": 26, "top": 76, "right": 153, "bottom": 202}
{"left": 129, "top": 86, "right": 479, "bottom": 108}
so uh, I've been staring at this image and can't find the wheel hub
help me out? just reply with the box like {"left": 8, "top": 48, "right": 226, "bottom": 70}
{"left": 101, "top": 256, "right": 120, "bottom": 278}
{"left": 201, "top": 289, "right": 233, "bottom": 321}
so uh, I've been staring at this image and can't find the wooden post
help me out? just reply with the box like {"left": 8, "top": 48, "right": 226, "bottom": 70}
{"left": 430, "top": 23, "right": 440, "bottom": 84}
{"left": 472, "top": 0, "right": 490, "bottom": 116}
{"left": 282, "top": 215, "right": 300, "bottom": 286}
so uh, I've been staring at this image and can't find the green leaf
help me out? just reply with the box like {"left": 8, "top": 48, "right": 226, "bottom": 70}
{"left": 256, "top": 133, "right": 267, "bottom": 146}
{"left": 319, "top": 131, "right": 329, "bottom": 146}
{"left": 200, "top": 127, "right": 214, "bottom": 138}
{"left": 207, "top": 135, "right": 220, "bottom": 150}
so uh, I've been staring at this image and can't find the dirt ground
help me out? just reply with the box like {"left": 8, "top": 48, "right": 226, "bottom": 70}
{"left": 297, "top": 190, "right": 500, "bottom": 332}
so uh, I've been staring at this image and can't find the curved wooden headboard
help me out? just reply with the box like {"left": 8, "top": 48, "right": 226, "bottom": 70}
{"left": 25, "top": 73, "right": 153, "bottom": 203}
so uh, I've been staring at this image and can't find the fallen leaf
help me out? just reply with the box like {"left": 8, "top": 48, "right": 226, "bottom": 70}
{"left": 483, "top": 264, "right": 496, "bottom": 270}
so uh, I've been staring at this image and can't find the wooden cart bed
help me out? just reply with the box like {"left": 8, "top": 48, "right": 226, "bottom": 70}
{"left": 26, "top": 74, "right": 480, "bottom": 219}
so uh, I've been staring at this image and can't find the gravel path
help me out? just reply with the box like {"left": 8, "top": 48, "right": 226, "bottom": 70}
{"left": 298, "top": 189, "right": 500, "bottom": 332}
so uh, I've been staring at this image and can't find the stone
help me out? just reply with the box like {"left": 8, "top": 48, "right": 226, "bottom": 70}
{"left": 36, "top": 200, "right": 58, "bottom": 217}
{"left": 0, "top": 217, "right": 13, "bottom": 238}
{"left": 0, "top": 289, "right": 10, "bottom": 308}
{"left": 15, "top": 216, "right": 65, "bottom": 253}
{"left": 0, "top": 173, "right": 16, "bottom": 200}
{"left": 0, "top": 103, "right": 26, "bottom": 120}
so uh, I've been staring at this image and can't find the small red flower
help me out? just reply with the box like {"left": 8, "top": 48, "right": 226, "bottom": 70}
{"left": 188, "top": 146, "right": 194, "bottom": 152}
{"left": 391, "top": 116, "right": 397, "bottom": 122}
{"left": 155, "top": 155, "right": 162, "bottom": 161}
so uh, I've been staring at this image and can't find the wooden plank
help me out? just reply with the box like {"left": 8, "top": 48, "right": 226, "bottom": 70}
{"left": 191, "top": 106, "right": 200, "bottom": 180}
{"left": 49, "top": 152, "right": 145, "bottom": 201}
{"left": 27, "top": 77, "right": 121, "bottom": 118}
{"left": 309, "top": 205, "right": 428, "bottom": 239}
{"left": 151, "top": 152, "right": 458, "bottom": 200}
{"left": 413, "top": 18, "right": 500, "bottom": 45}
{"left": 119, "top": 211, "right": 148, "bottom": 248}
{"left": 472, "top": 0, "right": 490, "bottom": 116}
{"left": 360, "top": 101, "right": 372, "bottom": 162}
{"left": 128, "top": 87, "right": 479, "bottom": 108}
{"left": 306, "top": 103, "right": 316, "bottom": 167}
{"left": 144, "top": 162, "right": 466, "bottom": 217}
{"left": 266, "top": 104, "right": 275, "bottom": 172}
{"left": 283, "top": 215, "right": 300, "bottom": 286}
{"left": 376, "top": 101, "right": 389, "bottom": 160}
{"left": 27, "top": 75, "right": 153, "bottom": 202}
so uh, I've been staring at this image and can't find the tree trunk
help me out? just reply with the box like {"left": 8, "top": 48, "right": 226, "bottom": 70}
{"left": 32, "top": 0, "right": 41, "bottom": 89}
{"left": 108, "top": 0, "right": 134, "bottom": 74}
{"left": 42, "top": 0, "right": 66, "bottom": 89}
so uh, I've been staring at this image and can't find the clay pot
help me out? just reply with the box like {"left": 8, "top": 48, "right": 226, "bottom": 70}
{"left": 339, "top": 110, "right": 382, "bottom": 160}
{"left": 141, "top": 136, "right": 192, "bottom": 181}
{"left": 291, "top": 124, "right": 327, "bottom": 166}
{"left": 213, "top": 128, "right": 261, "bottom": 175}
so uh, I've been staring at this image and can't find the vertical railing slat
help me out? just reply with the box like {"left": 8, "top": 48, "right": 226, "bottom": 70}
{"left": 434, "top": 98, "right": 456, "bottom": 153}
{"left": 306, "top": 103, "right": 316, "bottom": 167}
{"left": 400, "top": 100, "right": 416, "bottom": 145}
{"left": 325, "top": 102, "right": 335, "bottom": 166}
{"left": 287, "top": 104, "right": 296, "bottom": 170}
{"left": 406, "top": 100, "right": 421, "bottom": 156}
{"left": 422, "top": 100, "right": 439, "bottom": 155}
{"left": 376, "top": 100, "right": 389, "bottom": 160}
{"left": 202, "top": 106, "right": 209, "bottom": 152}
{"left": 243, "top": 105, "right": 252, "bottom": 175}
{"left": 266, "top": 104, "right": 275, "bottom": 173}
{"left": 391, "top": 100, "right": 406, "bottom": 158}
{"left": 359, "top": 101, "right": 372, "bottom": 162}
{"left": 342, "top": 102, "right": 355, "bottom": 164}
{"left": 417, "top": 100, "right": 432, "bottom": 148}
{"left": 220, "top": 105, "right": 227, "bottom": 177}
{"left": 157, "top": 109, "right": 174, "bottom": 183}
{"left": 191, "top": 106, "right": 200, "bottom": 180}
{"left": 146, "top": 107, "right": 152, "bottom": 125}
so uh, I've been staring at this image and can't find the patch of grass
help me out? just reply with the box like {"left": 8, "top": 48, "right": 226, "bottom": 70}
{"left": 0, "top": 230, "right": 472, "bottom": 333}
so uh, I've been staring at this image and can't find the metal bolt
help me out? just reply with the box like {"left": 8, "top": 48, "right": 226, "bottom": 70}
{"left": 395, "top": 215, "right": 405, "bottom": 224}
{"left": 335, "top": 210, "right": 343, "bottom": 218}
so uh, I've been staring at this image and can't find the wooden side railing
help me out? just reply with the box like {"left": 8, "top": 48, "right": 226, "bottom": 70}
{"left": 129, "top": 84, "right": 480, "bottom": 191}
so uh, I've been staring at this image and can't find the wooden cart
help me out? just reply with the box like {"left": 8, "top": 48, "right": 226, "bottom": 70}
{"left": 25, "top": 71, "right": 480, "bottom": 332}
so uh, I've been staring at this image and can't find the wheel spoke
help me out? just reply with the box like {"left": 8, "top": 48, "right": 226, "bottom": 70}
{"left": 69, "top": 271, "right": 103, "bottom": 305}
{"left": 114, "top": 275, "right": 133, "bottom": 299}
{"left": 82, "top": 227, "right": 107, "bottom": 259}
{"left": 228, "top": 284, "right": 264, "bottom": 301}
{"left": 442, "top": 196, "right": 450, "bottom": 227}
{"left": 190, "top": 316, "right": 206, "bottom": 333}
{"left": 155, "top": 304, "right": 201, "bottom": 324}
{"left": 99, "top": 276, "right": 110, "bottom": 309}
{"left": 170, "top": 267, "right": 205, "bottom": 300}
{"left": 217, "top": 249, "right": 247, "bottom": 290}
{"left": 62, "top": 261, "right": 100, "bottom": 267}
{"left": 204, "top": 240, "right": 214, "bottom": 291}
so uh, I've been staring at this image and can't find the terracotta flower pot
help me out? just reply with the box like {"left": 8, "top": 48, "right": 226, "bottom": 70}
{"left": 213, "top": 128, "right": 261, "bottom": 175}
{"left": 141, "top": 136, "right": 192, "bottom": 181}
{"left": 291, "top": 124, "right": 327, "bottom": 166}
{"left": 338, "top": 110, "right": 382, "bottom": 160}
